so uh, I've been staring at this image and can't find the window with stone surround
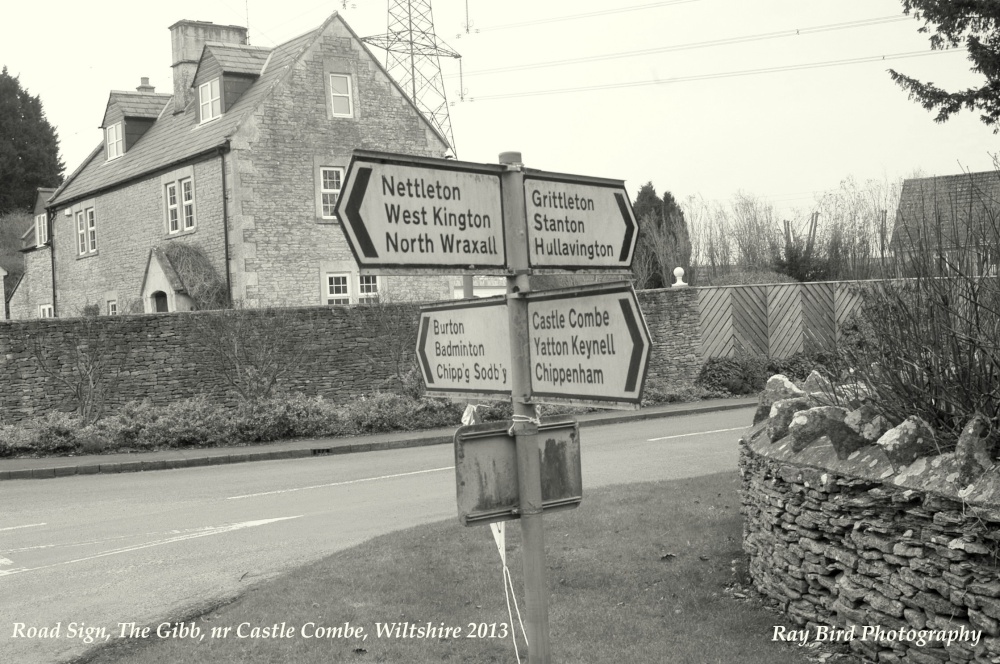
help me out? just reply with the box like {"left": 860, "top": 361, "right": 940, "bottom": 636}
{"left": 164, "top": 175, "right": 196, "bottom": 235}
{"left": 326, "top": 273, "right": 350, "bottom": 305}
{"left": 320, "top": 167, "right": 344, "bottom": 219}
{"left": 199, "top": 79, "right": 221, "bottom": 123}
{"left": 329, "top": 74, "right": 353, "bottom": 117}
{"left": 76, "top": 207, "right": 97, "bottom": 256}
{"left": 39, "top": 304, "right": 54, "bottom": 318}
{"left": 358, "top": 275, "right": 379, "bottom": 303}
{"left": 107, "top": 300, "right": 118, "bottom": 316}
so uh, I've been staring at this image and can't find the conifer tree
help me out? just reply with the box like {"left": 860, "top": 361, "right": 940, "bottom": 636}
{"left": 631, "top": 182, "right": 692, "bottom": 289}
{"left": 889, "top": 2, "right": 1000, "bottom": 130}
{"left": 0, "top": 66, "right": 64, "bottom": 214}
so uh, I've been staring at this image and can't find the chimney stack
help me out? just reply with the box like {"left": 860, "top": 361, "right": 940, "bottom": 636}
{"left": 136, "top": 77, "right": 156, "bottom": 94}
{"left": 169, "top": 20, "right": 248, "bottom": 113}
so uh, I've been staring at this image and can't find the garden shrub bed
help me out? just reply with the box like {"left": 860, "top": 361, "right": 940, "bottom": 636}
{"left": 0, "top": 379, "right": 713, "bottom": 459}
{"left": 0, "top": 393, "right": 467, "bottom": 459}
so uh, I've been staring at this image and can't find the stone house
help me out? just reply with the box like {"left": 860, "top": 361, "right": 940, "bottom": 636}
{"left": 12, "top": 12, "right": 473, "bottom": 318}
{"left": 891, "top": 169, "right": 1000, "bottom": 272}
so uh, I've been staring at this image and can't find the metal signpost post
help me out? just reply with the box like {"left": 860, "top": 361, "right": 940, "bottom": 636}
{"left": 338, "top": 149, "right": 647, "bottom": 664}
{"left": 498, "top": 151, "right": 552, "bottom": 663}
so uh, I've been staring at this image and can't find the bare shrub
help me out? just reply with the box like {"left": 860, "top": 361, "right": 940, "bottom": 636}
{"left": 188, "top": 302, "right": 306, "bottom": 404}
{"left": 841, "top": 174, "right": 1000, "bottom": 445}
{"left": 350, "top": 286, "right": 422, "bottom": 396}
{"left": 30, "top": 313, "right": 132, "bottom": 424}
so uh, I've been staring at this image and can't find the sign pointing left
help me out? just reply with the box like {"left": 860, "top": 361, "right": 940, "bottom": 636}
{"left": 416, "top": 296, "right": 511, "bottom": 398}
{"left": 335, "top": 151, "right": 508, "bottom": 272}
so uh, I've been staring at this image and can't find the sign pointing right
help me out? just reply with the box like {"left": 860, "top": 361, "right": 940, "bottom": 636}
{"left": 525, "top": 282, "right": 650, "bottom": 407}
{"left": 524, "top": 172, "right": 637, "bottom": 271}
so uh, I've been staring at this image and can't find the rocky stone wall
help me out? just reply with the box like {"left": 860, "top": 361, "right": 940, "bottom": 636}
{"left": 742, "top": 374, "right": 1000, "bottom": 663}
{"left": 638, "top": 287, "right": 701, "bottom": 393}
{"left": 0, "top": 286, "right": 702, "bottom": 422}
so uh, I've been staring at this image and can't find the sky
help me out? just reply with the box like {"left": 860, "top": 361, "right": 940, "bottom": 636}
{"left": 2, "top": 0, "right": 997, "bottom": 222}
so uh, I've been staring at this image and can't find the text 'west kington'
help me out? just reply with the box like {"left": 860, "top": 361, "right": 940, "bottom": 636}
{"left": 380, "top": 175, "right": 497, "bottom": 256}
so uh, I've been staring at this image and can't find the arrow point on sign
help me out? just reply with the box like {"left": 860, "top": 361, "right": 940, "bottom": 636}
{"left": 615, "top": 192, "right": 636, "bottom": 264}
{"left": 346, "top": 166, "right": 379, "bottom": 259}
{"left": 620, "top": 297, "right": 645, "bottom": 393}
{"left": 417, "top": 316, "right": 434, "bottom": 384}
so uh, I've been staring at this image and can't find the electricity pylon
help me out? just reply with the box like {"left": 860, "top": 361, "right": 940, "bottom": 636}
{"left": 363, "top": 0, "right": 460, "bottom": 153}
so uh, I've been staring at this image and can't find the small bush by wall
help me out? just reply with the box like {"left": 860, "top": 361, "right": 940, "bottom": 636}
{"left": 696, "top": 351, "right": 832, "bottom": 396}
{"left": 0, "top": 392, "right": 467, "bottom": 458}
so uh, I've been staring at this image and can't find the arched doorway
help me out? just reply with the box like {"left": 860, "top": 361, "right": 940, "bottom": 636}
{"left": 152, "top": 291, "right": 168, "bottom": 312}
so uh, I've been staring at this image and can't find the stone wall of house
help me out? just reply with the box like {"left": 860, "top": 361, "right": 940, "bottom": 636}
{"left": 48, "top": 158, "right": 227, "bottom": 316}
{"left": 231, "top": 17, "right": 451, "bottom": 308}
{"left": 8, "top": 247, "right": 53, "bottom": 319}
{"left": 0, "top": 286, "right": 702, "bottom": 422}
{"left": 741, "top": 379, "right": 1000, "bottom": 663}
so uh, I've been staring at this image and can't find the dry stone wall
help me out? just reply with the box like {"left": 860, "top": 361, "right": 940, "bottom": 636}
{"left": 742, "top": 375, "right": 1000, "bottom": 663}
{"left": 1, "top": 305, "right": 419, "bottom": 421}
{"left": 0, "top": 286, "right": 701, "bottom": 422}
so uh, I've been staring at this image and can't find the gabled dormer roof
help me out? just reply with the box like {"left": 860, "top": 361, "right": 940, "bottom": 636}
{"left": 101, "top": 91, "right": 171, "bottom": 127}
{"left": 33, "top": 188, "right": 57, "bottom": 215}
{"left": 201, "top": 43, "right": 271, "bottom": 77}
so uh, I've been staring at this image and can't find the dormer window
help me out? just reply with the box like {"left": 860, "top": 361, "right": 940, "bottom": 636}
{"left": 199, "top": 79, "right": 221, "bottom": 123}
{"left": 106, "top": 122, "right": 123, "bottom": 160}
{"left": 34, "top": 213, "right": 48, "bottom": 246}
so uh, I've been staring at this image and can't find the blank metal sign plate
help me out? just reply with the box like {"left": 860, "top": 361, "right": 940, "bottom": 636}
{"left": 454, "top": 418, "right": 582, "bottom": 526}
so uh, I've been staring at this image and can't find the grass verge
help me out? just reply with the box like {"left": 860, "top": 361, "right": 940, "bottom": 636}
{"left": 79, "top": 472, "right": 807, "bottom": 664}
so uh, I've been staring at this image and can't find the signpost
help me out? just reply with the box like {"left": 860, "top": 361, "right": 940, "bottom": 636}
{"left": 335, "top": 151, "right": 507, "bottom": 273}
{"left": 523, "top": 172, "right": 637, "bottom": 271}
{"left": 336, "top": 149, "right": 649, "bottom": 664}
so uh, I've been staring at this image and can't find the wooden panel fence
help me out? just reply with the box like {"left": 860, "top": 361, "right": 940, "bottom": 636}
{"left": 801, "top": 282, "right": 836, "bottom": 353}
{"left": 696, "top": 281, "right": 866, "bottom": 359}
{"left": 698, "top": 286, "right": 734, "bottom": 358}
{"left": 767, "top": 284, "right": 804, "bottom": 359}
{"left": 731, "top": 286, "right": 768, "bottom": 356}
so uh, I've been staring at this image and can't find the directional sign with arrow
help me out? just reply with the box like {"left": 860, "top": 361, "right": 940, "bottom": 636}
{"left": 416, "top": 295, "right": 512, "bottom": 398}
{"left": 335, "top": 151, "right": 508, "bottom": 273}
{"left": 523, "top": 172, "right": 637, "bottom": 271}
{"left": 525, "top": 282, "right": 650, "bottom": 407}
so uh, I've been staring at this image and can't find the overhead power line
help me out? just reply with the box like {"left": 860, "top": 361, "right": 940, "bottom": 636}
{"left": 454, "top": 15, "right": 911, "bottom": 78}
{"left": 464, "top": 49, "right": 965, "bottom": 102}
{"left": 476, "top": 0, "right": 698, "bottom": 33}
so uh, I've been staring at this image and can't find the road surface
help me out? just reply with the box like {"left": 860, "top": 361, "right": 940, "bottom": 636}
{"left": 0, "top": 407, "right": 753, "bottom": 663}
